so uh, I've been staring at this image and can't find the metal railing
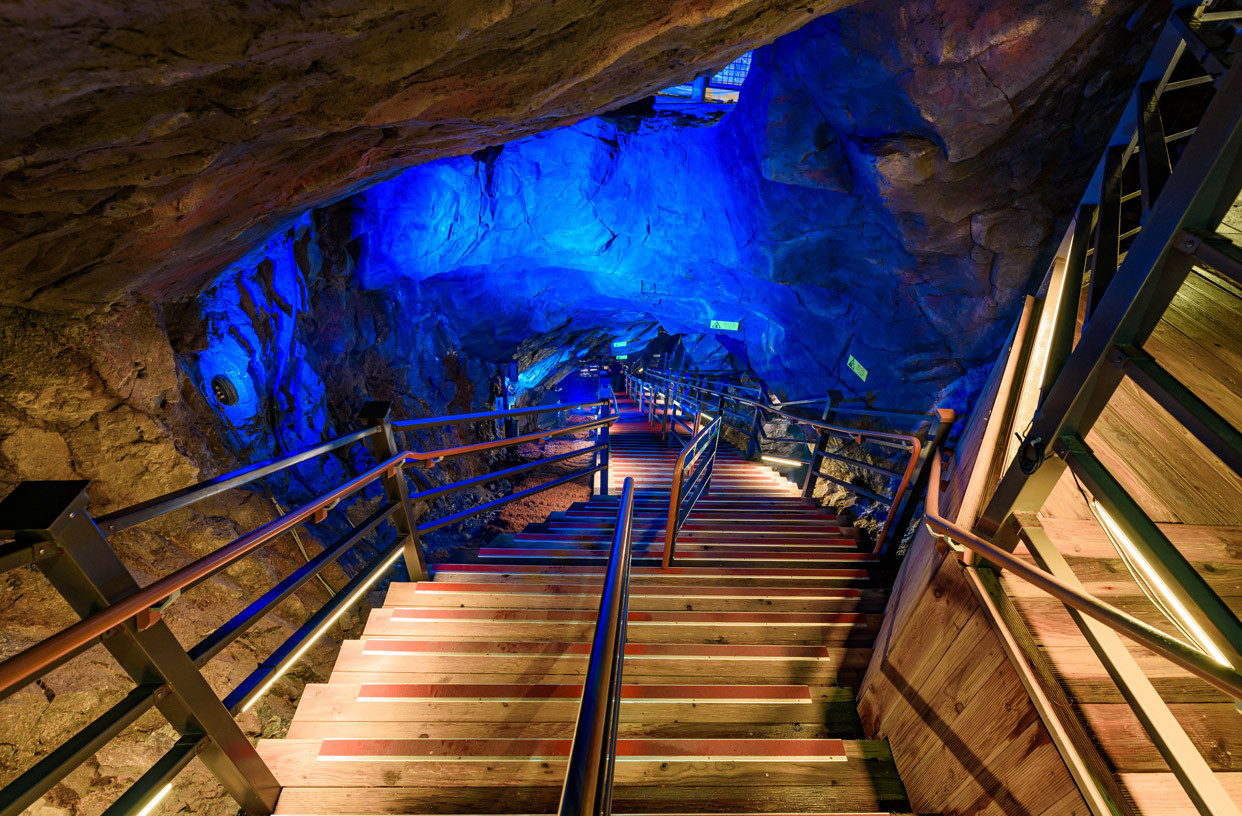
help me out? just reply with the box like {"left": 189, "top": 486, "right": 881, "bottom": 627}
{"left": 625, "top": 369, "right": 953, "bottom": 554}
{"left": 557, "top": 477, "right": 636, "bottom": 816}
{"left": 926, "top": 454, "right": 1242, "bottom": 700}
{"left": 0, "top": 398, "right": 616, "bottom": 816}
{"left": 662, "top": 417, "right": 722, "bottom": 568}
{"left": 931, "top": 8, "right": 1242, "bottom": 814}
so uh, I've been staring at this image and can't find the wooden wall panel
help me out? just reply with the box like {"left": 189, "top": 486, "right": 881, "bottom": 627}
{"left": 859, "top": 554, "right": 1092, "bottom": 816}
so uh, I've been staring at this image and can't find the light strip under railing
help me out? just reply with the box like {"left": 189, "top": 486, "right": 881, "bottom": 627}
{"left": 924, "top": 453, "right": 1242, "bottom": 700}
{"left": 1089, "top": 499, "right": 1232, "bottom": 667}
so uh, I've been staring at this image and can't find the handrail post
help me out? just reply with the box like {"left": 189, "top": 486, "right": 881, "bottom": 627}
{"left": 360, "top": 401, "right": 428, "bottom": 581}
{"left": 801, "top": 430, "right": 831, "bottom": 499}
{"left": 703, "top": 421, "right": 721, "bottom": 497}
{"left": 746, "top": 404, "right": 763, "bottom": 460}
{"left": 878, "top": 408, "right": 956, "bottom": 557}
{"left": 661, "top": 382, "right": 674, "bottom": 440}
{"left": 597, "top": 420, "right": 611, "bottom": 497}
{"left": 0, "top": 482, "right": 280, "bottom": 815}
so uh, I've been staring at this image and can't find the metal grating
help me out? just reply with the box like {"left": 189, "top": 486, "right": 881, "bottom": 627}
{"left": 711, "top": 52, "right": 752, "bottom": 89}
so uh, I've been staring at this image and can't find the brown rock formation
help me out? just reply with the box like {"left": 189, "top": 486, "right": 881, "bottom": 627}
{"left": 0, "top": 0, "right": 858, "bottom": 310}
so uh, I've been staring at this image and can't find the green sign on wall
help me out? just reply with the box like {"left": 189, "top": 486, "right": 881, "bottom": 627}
{"left": 847, "top": 354, "right": 868, "bottom": 382}
{"left": 616, "top": 354, "right": 628, "bottom": 360}
{"left": 709, "top": 320, "right": 741, "bottom": 331}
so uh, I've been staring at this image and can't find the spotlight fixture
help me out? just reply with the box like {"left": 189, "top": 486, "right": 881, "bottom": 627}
{"left": 209, "top": 374, "right": 239, "bottom": 406}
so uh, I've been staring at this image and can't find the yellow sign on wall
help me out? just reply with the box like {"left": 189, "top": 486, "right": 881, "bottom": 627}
{"left": 709, "top": 320, "right": 740, "bottom": 331}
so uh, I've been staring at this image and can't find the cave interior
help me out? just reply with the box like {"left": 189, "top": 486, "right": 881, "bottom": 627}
{"left": 3, "top": 1, "right": 1242, "bottom": 816}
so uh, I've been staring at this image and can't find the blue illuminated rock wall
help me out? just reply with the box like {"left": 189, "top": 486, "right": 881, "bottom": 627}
{"left": 178, "top": 0, "right": 1162, "bottom": 475}
{"left": 331, "top": 0, "right": 1160, "bottom": 408}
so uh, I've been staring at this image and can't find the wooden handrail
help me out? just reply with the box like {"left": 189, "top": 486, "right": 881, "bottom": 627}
{"left": 924, "top": 453, "right": 1242, "bottom": 700}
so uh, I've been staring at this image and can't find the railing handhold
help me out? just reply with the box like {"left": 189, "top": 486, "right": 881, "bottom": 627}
{"left": 557, "top": 477, "right": 636, "bottom": 816}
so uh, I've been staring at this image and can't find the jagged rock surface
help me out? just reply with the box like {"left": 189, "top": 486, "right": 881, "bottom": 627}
{"left": 0, "top": 0, "right": 856, "bottom": 309}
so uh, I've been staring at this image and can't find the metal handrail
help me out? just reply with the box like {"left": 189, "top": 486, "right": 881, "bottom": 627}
{"left": 95, "top": 426, "right": 381, "bottom": 533}
{"left": 392, "top": 399, "right": 609, "bottom": 431}
{"left": 663, "top": 418, "right": 722, "bottom": 568}
{"left": 924, "top": 453, "right": 1242, "bottom": 700}
{"left": 630, "top": 369, "right": 944, "bottom": 552}
{"left": 0, "top": 396, "right": 617, "bottom": 816}
{"left": 98, "top": 400, "right": 610, "bottom": 533}
{"left": 0, "top": 450, "right": 408, "bottom": 699}
{"left": 558, "top": 477, "right": 636, "bottom": 816}
{"left": 0, "top": 411, "right": 615, "bottom": 701}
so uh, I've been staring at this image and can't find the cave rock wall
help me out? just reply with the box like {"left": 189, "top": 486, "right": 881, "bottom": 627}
{"left": 337, "top": 0, "right": 1163, "bottom": 408}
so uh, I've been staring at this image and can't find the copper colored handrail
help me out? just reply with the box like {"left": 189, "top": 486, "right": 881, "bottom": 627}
{"left": 0, "top": 452, "right": 410, "bottom": 698}
{"left": 663, "top": 418, "right": 721, "bottom": 569}
{"left": 403, "top": 415, "right": 614, "bottom": 462}
{"left": 924, "top": 453, "right": 1242, "bottom": 700}
{"left": 0, "top": 414, "right": 617, "bottom": 700}
{"left": 637, "top": 369, "right": 927, "bottom": 552}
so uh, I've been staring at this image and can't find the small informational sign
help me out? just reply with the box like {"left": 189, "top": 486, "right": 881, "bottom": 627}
{"left": 847, "top": 354, "right": 868, "bottom": 382}
{"left": 616, "top": 354, "right": 628, "bottom": 360}
{"left": 709, "top": 320, "right": 741, "bottom": 331}
{"left": 611, "top": 340, "right": 627, "bottom": 347}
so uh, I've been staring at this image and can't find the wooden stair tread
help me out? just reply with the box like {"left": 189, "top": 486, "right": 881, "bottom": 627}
{"left": 265, "top": 395, "right": 907, "bottom": 815}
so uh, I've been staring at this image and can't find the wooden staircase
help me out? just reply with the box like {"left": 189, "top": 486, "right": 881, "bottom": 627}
{"left": 256, "top": 396, "right": 914, "bottom": 815}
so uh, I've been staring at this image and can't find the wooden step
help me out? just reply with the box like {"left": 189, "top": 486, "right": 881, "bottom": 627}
{"left": 476, "top": 547, "right": 874, "bottom": 563}
{"left": 428, "top": 564, "right": 879, "bottom": 585}
{"left": 256, "top": 738, "right": 896, "bottom": 788}
{"left": 326, "top": 640, "right": 870, "bottom": 688}
{"left": 361, "top": 608, "right": 881, "bottom": 646}
{"left": 384, "top": 582, "right": 886, "bottom": 612}
{"left": 314, "top": 736, "right": 849, "bottom": 761}
{"left": 287, "top": 683, "right": 860, "bottom": 727}
{"left": 270, "top": 777, "right": 910, "bottom": 815}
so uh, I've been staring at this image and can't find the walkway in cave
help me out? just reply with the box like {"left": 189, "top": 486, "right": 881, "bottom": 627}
{"left": 254, "top": 395, "right": 911, "bottom": 814}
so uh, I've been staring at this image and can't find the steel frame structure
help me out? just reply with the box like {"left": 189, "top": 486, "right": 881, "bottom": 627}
{"left": 931, "top": 5, "right": 1242, "bottom": 813}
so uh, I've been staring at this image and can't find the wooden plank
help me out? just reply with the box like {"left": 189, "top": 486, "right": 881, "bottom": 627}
{"left": 1085, "top": 378, "right": 1242, "bottom": 526}
{"left": 327, "top": 642, "right": 869, "bottom": 687}
{"left": 895, "top": 663, "right": 1042, "bottom": 808}
{"left": 936, "top": 717, "right": 1088, "bottom": 816}
{"left": 272, "top": 783, "right": 912, "bottom": 815}
{"left": 360, "top": 609, "right": 881, "bottom": 646}
{"left": 257, "top": 738, "right": 892, "bottom": 787}
{"left": 353, "top": 682, "right": 814, "bottom": 703}
{"left": 314, "top": 737, "right": 849, "bottom": 761}
{"left": 858, "top": 556, "right": 979, "bottom": 733}
{"left": 1120, "top": 771, "right": 1242, "bottom": 816}
{"left": 1147, "top": 269, "right": 1242, "bottom": 431}
{"left": 1029, "top": 519, "right": 1242, "bottom": 565}
{"left": 868, "top": 609, "right": 1009, "bottom": 781}
{"left": 425, "top": 569, "right": 874, "bottom": 588}
{"left": 284, "top": 719, "right": 851, "bottom": 741}
{"left": 1079, "top": 702, "right": 1242, "bottom": 771}
{"left": 286, "top": 684, "right": 861, "bottom": 728}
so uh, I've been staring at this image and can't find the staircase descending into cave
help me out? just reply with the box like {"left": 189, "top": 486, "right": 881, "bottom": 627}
{"left": 255, "top": 395, "right": 913, "bottom": 815}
